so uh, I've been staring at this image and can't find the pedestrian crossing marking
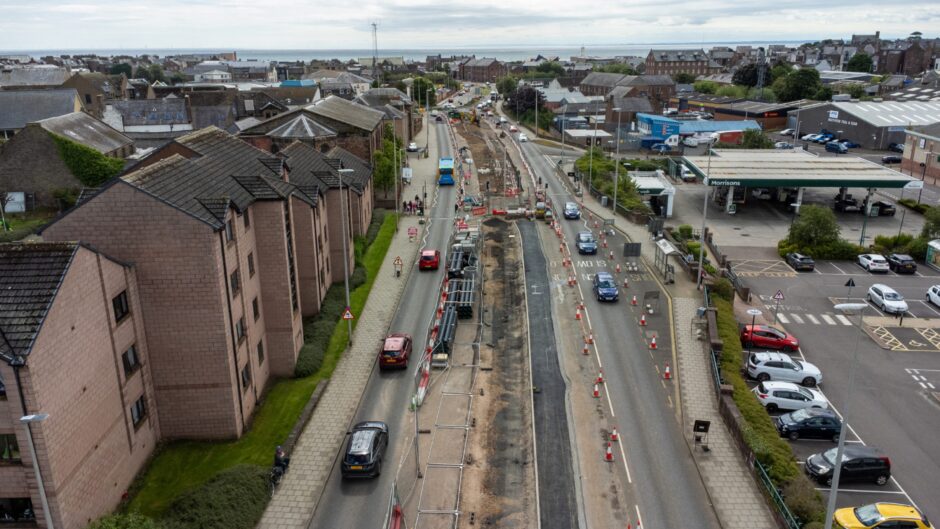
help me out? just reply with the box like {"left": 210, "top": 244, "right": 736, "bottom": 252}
{"left": 792, "top": 314, "right": 804, "bottom": 324}
{"left": 836, "top": 314, "right": 852, "bottom": 325}
{"left": 806, "top": 314, "right": 819, "bottom": 324}
{"left": 777, "top": 313, "right": 855, "bottom": 326}
{"left": 821, "top": 314, "right": 836, "bottom": 325}
{"left": 777, "top": 313, "right": 790, "bottom": 324}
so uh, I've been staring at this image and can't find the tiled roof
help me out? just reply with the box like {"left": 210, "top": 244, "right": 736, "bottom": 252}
{"left": 0, "top": 89, "right": 79, "bottom": 131}
{"left": 36, "top": 111, "right": 133, "bottom": 154}
{"left": 327, "top": 146, "right": 371, "bottom": 192}
{"left": 0, "top": 242, "right": 78, "bottom": 360}
{"left": 267, "top": 115, "right": 337, "bottom": 139}
{"left": 581, "top": 72, "right": 626, "bottom": 87}
{"left": 610, "top": 97, "right": 654, "bottom": 113}
{"left": 623, "top": 75, "right": 675, "bottom": 87}
{"left": 107, "top": 98, "right": 190, "bottom": 127}
{"left": 305, "top": 95, "right": 384, "bottom": 131}
{"left": 0, "top": 66, "right": 72, "bottom": 88}
{"left": 649, "top": 49, "right": 709, "bottom": 62}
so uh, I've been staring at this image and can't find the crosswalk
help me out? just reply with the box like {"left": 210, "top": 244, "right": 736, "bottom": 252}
{"left": 777, "top": 313, "right": 854, "bottom": 326}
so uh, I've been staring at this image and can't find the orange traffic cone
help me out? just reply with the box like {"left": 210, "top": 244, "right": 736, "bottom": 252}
{"left": 603, "top": 239, "right": 608, "bottom": 248}
{"left": 640, "top": 314, "right": 646, "bottom": 326}
{"left": 586, "top": 333, "right": 594, "bottom": 344}
{"left": 631, "top": 295, "right": 637, "bottom": 306}
{"left": 616, "top": 263, "right": 621, "bottom": 273}
{"left": 560, "top": 243, "right": 564, "bottom": 253}
{"left": 650, "top": 337, "right": 658, "bottom": 349}
{"left": 582, "top": 343, "right": 589, "bottom": 355}
{"left": 605, "top": 442, "right": 614, "bottom": 462}
{"left": 623, "top": 277, "right": 629, "bottom": 288}
{"left": 664, "top": 362, "right": 671, "bottom": 379}
{"left": 597, "top": 370, "right": 604, "bottom": 384}
{"left": 608, "top": 250, "right": 614, "bottom": 260}
{"left": 610, "top": 427, "right": 619, "bottom": 442}
{"left": 576, "top": 308, "right": 582, "bottom": 321}
{"left": 593, "top": 384, "right": 600, "bottom": 398}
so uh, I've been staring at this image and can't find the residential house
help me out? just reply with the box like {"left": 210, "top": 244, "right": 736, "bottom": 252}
{"left": 226, "top": 61, "right": 276, "bottom": 83}
{"left": 102, "top": 97, "right": 194, "bottom": 148}
{"left": 195, "top": 70, "right": 233, "bottom": 83}
{"left": 303, "top": 70, "right": 372, "bottom": 96}
{"left": 42, "top": 126, "right": 330, "bottom": 439}
{"left": 60, "top": 72, "right": 129, "bottom": 117}
{"left": 578, "top": 72, "right": 626, "bottom": 97}
{"left": 458, "top": 58, "right": 508, "bottom": 83}
{"left": 326, "top": 146, "right": 374, "bottom": 236}
{"left": 0, "top": 241, "right": 158, "bottom": 529}
{"left": 644, "top": 49, "right": 720, "bottom": 77}
{"left": 0, "top": 112, "right": 134, "bottom": 207}
{"left": 0, "top": 89, "right": 83, "bottom": 139}
{"left": 126, "top": 79, "right": 155, "bottom": 99}
{"left": 0, "top": 65, "right": 72, "bottom": 90}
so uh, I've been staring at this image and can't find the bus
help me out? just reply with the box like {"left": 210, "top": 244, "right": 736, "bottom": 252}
{"left": 438, "top": 157, "right": 455, "bottom": 185}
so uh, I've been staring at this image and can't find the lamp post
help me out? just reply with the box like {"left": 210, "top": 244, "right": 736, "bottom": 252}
{"left": 697, "top": 139, "right": 715, "bottom": 290}
{"left": 560, "top": 114, "right": 567, "bottom": 168}
{"left": 824, "top": 302, "right": 868, "bottom": 529}
{"left": 918, "top": 153, "right": 933, "bottom": 204}
{"left": 612, "top": 107, "right": 622, "bottom": 214}
{"left": 588, "top": 102, "right": 600, "bottom": 192}
{"left": 20, "top": 413, "right": 52, "bottom": 529}
{"left": 338, "top": 167, "right": 355, "bottom": 345}
{"left": 746, "top": 309, "right": 762, "bottom": 356}
{"left": 425, "top": 88, "right": 431, "bottom": 153}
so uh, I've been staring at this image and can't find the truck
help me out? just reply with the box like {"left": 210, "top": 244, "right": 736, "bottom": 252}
{"left": 710, "top": 130, "right": 744, "bottom": 144}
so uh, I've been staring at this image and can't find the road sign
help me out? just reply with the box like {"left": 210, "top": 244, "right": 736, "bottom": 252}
{"left": 342, "top": 307, "right": 355, "bottom": 320}
{"left": 772, "top": 290, "right": 785, "bottom": 301}
{"left": 845, "top": 278, "right": 855, "bottom": 288}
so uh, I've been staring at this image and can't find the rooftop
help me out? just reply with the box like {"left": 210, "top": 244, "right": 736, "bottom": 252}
{"left": 0, "top": 89, "right": 80, "bottom": 131}
{"left": 35, "top": 111, "right": 133, "bottom": 154}
{"left": 829, "top": 101, "right": 940, "bottom": 127}
{"left": 305, "top": 95, "right": 384, "bottom": 131}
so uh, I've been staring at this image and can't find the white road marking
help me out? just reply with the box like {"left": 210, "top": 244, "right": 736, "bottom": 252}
{"left": 806, "top": 314, "right": 819, "bottom": 324}
{"left": 821, "top": 314, "right": 836, "bottom": 325}
{"left": 918, "top": 382, "right": 927, "bottom": 389}
{"left": 929, "top": 383, "right": 936, "bottom": 389}
{"left": 777, "top": 313, "right": 790, "bottom": 324}
{"left": 835, "top": 314, "right": 853, "bottom": 325}
{"left": 814, "top": 488, "right": 909, "bottom": 495}
{"left": 830, "top": 262, "right": 847, "bottom": 274}
{"left": 635, "top": 505, "right": 644, "bottom": 529}
{"left": 792, "top": 314, "right": 805, "bottom": 324}
{"left": 617, "top": 442, "right": 632, "bottom": 483}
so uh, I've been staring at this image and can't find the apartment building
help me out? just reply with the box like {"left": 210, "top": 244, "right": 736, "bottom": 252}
{"left": 0, "top": 242, "right": 158, "bottom": 529}
{"left": 42, "top": 127, "right": 331, "bottom": 439}
{"left": 644, "top": 49, "right": 721, "bottom": 77}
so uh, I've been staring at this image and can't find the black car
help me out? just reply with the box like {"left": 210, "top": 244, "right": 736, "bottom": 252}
{"left": 576, "top": 232, "right": 597, "bottom": 254}
{"left": 882, "top": 155, "right": 902, "bottom": 164}
{"left": 774, "top": 408, "right": 841, "bottom": 441}
{"left": 341, "top": 421, "right": 389, "bottom": 479}
{"left": 887, "top": 253, "right": 917, "bottom": 274}
{"left": 786, "top": 253, "right": 816, "bottom": 272}
{"left": 834, "top": 198, "right": 862, "bottom": 213}
{"left": 805, "top": 445, "right": 891, "bottom": 486}
{"left": 870, "top": 200, "right": 897, "bottom": 216}
{"left": 888, "top": 143, "right": 905, "bottom": 153}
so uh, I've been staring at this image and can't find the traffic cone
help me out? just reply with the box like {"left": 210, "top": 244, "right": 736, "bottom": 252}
{"left": 593, "top": 384, "right": 600, "bottom": 398}
{"left": 605, "top": 442, "right": 614, "bottom": 462}
{"left": 603, "top": 239, "right": 608, "bottom": 248}
{"left": 623, "top": 277, "right": 629, "bottom": 288}
{"left": 594, "top": 220, "right": 599, "bottom": 228}
{"left": 579, "top": 301, "right": 585, "bottom": 310}
{"left": 575, "top": 308, "right": 582, "bottom": 321}
{"left": 640, "top": 313, "right": 646, "bottom": 326}
{"left": 650, "top": 337, "right": 658, "bottom": 349}
{"left": 586, "top": 333, "right": 594, "bottom": 344}
{"left": 582, "top": 342, "right": 589, "bottom": 355}
{"left": 631, "top": 295, "right": 637, "bottom": 306}
{"left": 560, "top": 243, "right": 564, "bottom": 253}
{"left": 608, "top": 250, "right": 614, "bottom": 260}
{"left": 664, "top": 362, "right": 671, "bottom": 379}
{"left": 597, "top": 370, "right": 604, "bottom": 384}
{"left": 616, "top": 263, "right": 621, "bottom": 273}
{"left": 568, "top": 275, "right": 576, "bottom": 286}
{"left": 610, "top": 427, "right": 619, "bottom": 442}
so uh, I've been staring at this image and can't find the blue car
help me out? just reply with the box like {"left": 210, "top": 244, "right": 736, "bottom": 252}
{"left": 815, "top": 134, "right": 834, "bottom": 144}
{"left": 564, "top": 202, "right": 581, "bottom": 220}
{"left": 840, "top": 139, "right": 860, "bottom": 148}
{"left": 592, "top": 272, "right": 619, "bottom": 302}
{"left": 825, "top": 141, "right": 848, "bottom": 154}
{"left": 576, "top": 232, "right": 597, "bottom": 254}
{"left": 650, "top": 143, "right": 670, "bottom": 154}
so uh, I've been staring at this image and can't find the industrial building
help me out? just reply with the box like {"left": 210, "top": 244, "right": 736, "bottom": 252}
{"left": 786, "top": 101, "right": 940, "bottom": 149}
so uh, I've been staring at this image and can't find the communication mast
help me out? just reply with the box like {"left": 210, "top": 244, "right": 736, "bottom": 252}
{"left": 371, "top": 22, "right": 380, "bottom": 83}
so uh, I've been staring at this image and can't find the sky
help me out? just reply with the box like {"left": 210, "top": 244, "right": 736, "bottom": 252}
{"left": 1, "top": 0, "right": 938, "bottom": 50}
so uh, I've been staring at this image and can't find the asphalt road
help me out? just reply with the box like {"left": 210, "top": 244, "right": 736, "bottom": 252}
{"left": 738, "top": 260, "right": 940, "bottom": 513}
{"left": 308, "top": 119, "right": 457, "bottom": 529}
{"left": 518, "top": 221, "right": 580, "bottom": 529}
{"left": 516, "top": 134, "right": 721, "bottom": 529}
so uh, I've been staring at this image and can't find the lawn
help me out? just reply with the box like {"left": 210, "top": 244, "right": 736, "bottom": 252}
{"left": 0, "top": 209, "right": 57, "bottom": 242}
{"left": 127, "top": 213, "right": 398, "bottom": 517}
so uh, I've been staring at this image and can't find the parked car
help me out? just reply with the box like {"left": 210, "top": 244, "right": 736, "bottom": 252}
{"left": 576, "top": 231, "right": 598, "bottom": 254}
{"left": 786, "top": 252, "right": 816, "bottom": 271}
{"left": 815, "top": 134, "right": 835, "bottom": 144}
{"left": 751, "top": 188, "right": 772, "bottom": 200}
{"left": 592, "top": 272, "right": 620, "bottom": 302}
{"left": 435, "top": 115, "right": 444, "bottom": 122}
{"left": 341, "top": 421, "right": 389, "bottom": 479}
{"left": 840, "top": 139, "right": 861, "bottom": 148}
{"left": 779, "top": 128, "right": 795, "bottom": 136}
{"left": 564, "top": 202, "right": 581, "bottom": 220}
{"left": 826, "top": 141, "right": 849, "bottom": 154}
{"left": 888, "top": 143, "right": 904, "bottom": 153}
{"left": 835, "top": 198, "right": 862, "bottom": 212}
{"left": 802, "top": 133, "right": 820, "bottom": 141}
{"left": 881, "top": 155, "right": 902, "bottom": 164}
{"left": 651, "top": 143, "right": 670, "bottom": 153}
{"left": 740, "top": 324, "right": 799, "bottom": 352}
{"left": 406, "top": 142, "right": 418, "bottom": 152}
{"left": 379, "top": 333, "right": 412, "bottom": 369}
{"left": 747, "top": 351, "right": 822, "bottom": 386}
{"left": 774, "top": 408, "right": 842, "bottom": 441}
{"left": 867, "top": 284, "right": 909, "bottom": 314}
{"left": 805, "top": 445, "right": 891, "bottom": 486}
{"left": 835, "top": 503, "right": 934, "bottom": 529}
{"left": 927, "top": 285, "right": 940, "bottom": 307}
{"left": 682, "top": 136, "right": 699, "bottom": 147}
{"left": 774, "top": 142, "right": 794, "bottom": 149}
{"left": 419, "top": 249, "right": 441, "bottom": 270}
{"left": 887, "top": 253, "right": 916, "bottom": 273}
{"left": 858, "top": 253, "right": 890, "bottom": 272}
{"left": 863, "top": 200, "right": 897, "bottom": 216}
{"left": 752, "top": 381, "right": 828, "bottom": 412}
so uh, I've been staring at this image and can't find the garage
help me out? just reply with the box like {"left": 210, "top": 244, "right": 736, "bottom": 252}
{"left": 787, "top": 101, "right": 940, "bottom": 150}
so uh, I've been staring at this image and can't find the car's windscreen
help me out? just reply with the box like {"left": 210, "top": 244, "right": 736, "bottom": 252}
{"left": 852, "top": 505, "right": 882, "bottom": 526}
{"left": 382, "top": 348, "right": 401, "bottom": 357}
{"left": 822, "top": 448, "right": 850, "bottom": 465}
{"left": 883, "top": 292, "right": 903, "bottom": 300}
{"left": 598, "top": 280, "right": 615, "bottom": 288}
{"left": 579, "top": 234, "right": 594, "bottom": 242}
{"left": 790, "top": 409, "right": 811, "bottom": 421}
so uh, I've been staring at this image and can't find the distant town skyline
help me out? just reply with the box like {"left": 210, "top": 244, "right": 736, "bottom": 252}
{"left": 1, "top": 0, "right": 936, "bottom": 51}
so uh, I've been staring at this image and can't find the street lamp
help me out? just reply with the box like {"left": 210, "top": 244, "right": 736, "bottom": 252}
{"left": 697, "top": 139, "right": 716, "bottom": 289}
{"left": 425, "top": 88, "right": 432, "bottom": 153}
{"left": 823, "top": 302, "right": 868, "bottom": 529}
{"left": 338, "top": 167, "right": 355, "bottom": 345}
{"left": 20, "top": 413, "right": 53, "bottom": 529}
{"left": 918, "top": 153, "right": 933, "bottom": 204}
{"left": 612, "top": 107, "right": 622, "bottom": 214}
{"left": 588, "top": 102, "right": 601, "bottom": 192}
{"left": 746, "top": 309, "right": 762, "bottom": 356}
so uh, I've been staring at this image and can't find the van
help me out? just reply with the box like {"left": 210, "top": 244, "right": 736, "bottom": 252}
{"left": 682, "top": 137, "right": 699, "bottom": 147}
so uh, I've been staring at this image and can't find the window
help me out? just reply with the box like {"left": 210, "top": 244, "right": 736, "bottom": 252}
{"left": 257, "top": 339, "right": 265, "bottom": 364}
{"left": 252, "top": 297, "right": 260, "bottom": 321}
{"left": 84, "top": 93, "right": 92, "bottom": 105}
{"left": 225, "top": 219, "right": 235, "bottom": 242}
{"left": 247, "top": 253, "right": 255, "bottom": 277}
{"left": 241, "top": 364, "right": 251, "bottom": 391}
{"left": 122, "top": 344, "right": 140, "bottom": 376}
{"left": 243, "top": 210, "right": 251, "bottom": 229}
{"left": 130, "top": 395, "right": 147, "bottom": 427}
{"left": 230, "top": 269, "right": 241, "bottom": 295}
{"left": 0, "top": 498, "right": 34, "bottom": 522}
{"left": 0, "top": 434, "right": 20, "bottom": 462}
{"left": 236, "top": 317, "right": 246, "bottom": 342}
{"left": 0, "top": 371, "right": 5, "bottom": 400}
{"left": 112, "top": 290, "right": 129, "bottom": 323}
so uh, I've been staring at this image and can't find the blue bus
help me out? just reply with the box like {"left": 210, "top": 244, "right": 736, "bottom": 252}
{"left": 438, "top": 157, "right": 455, "bottom": 185}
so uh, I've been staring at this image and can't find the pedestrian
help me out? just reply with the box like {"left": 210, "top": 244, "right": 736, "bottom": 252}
{"left": 403, "top": 200, "right": 408, "bottom": 215}
{"left": 455, "top": 202, "right": 459, "bottom": 215}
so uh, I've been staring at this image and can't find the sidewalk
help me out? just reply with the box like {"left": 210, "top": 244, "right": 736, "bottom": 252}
{"left": 258, "top": 115, "right": 438, "bottom": 529}
{"left": 553, "top": 152, "right": 778, "bottom": 528}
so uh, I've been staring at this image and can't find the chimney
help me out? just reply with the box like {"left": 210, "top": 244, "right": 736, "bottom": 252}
{"left": 184, "top": 95, "right": 193, "bottom": 124}
{"left": 95, "top": 94, "right": 104, "bottom": 117}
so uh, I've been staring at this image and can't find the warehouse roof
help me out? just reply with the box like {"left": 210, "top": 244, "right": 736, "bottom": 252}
{"left": 682, "top": 149, "right": 919, "bottom": 189}
{"left": 679, "top": 120, "right": 762, "bottom": 134}
{"left": 829, "top": 101, "right": 940, "bottom": 127}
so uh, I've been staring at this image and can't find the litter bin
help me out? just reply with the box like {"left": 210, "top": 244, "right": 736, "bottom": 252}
{"left": 601, "top": 196, "right": 609, "bottom": 207}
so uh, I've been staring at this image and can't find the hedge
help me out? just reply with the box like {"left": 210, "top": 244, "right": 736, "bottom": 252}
{"left": 712, "top": 298, "right": 825, "bottom": 523}
{"left": 898, "top": 198, "right": 931, "bottom": 215}
{"left": 161, "top": 465, "right": 269, "bottom": 529}
{"left": 50, "top": 133, "right": 124, "bottom": 187}
{"left": 777, "top": 238, "right": 864, "bottom": 260}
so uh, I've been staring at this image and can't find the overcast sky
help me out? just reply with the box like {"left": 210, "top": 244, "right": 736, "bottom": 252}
{"left": 1, "top": 0, "right": 937, "bottom": 51}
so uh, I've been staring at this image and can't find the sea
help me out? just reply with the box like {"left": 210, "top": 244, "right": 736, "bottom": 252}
{"left": 0, "top": 42, "right": 803, "bottom": 63}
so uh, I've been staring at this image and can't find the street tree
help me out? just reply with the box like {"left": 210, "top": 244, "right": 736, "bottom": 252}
{"left": 496, "top": 75, "right": 517, "bottom": 97}
{"left": 672, "top": 73, "right": 696, "bottom": 84}
{"left": 110, "top": 63, "right": 132, "bottom": 77}
{"left": 776, "top": 68, "right": 822, "bottom": 102}
{"left": 921, "top": 207, "right": 940, "bottom": 239}
{"left": 846, "top": 52, "right": 873, "bottom": 73}
{"left": 788, "top": 205, "right": 841, "bottom": 247}
{"left": 740, "top": 129, "right": 775, "bottom": 149}
{"left": 411, "top": 77, "right": 436, "bottom": 107}
{"left": 535, "top": 61, "right": 565, "bottom": 78}
{"left": 693, "top": 80, "right": 718, "bottom": 94}
{"left": 732, "top": 63, "right": 772, "bottom": 87}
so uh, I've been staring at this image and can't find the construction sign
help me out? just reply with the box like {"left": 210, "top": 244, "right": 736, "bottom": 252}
{"left": 342, "top": 307, "right": 355, "bottom": 320}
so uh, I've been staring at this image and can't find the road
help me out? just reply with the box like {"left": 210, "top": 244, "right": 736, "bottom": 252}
{"left": 739, "top": 261, "right": 940, "bottom": 513}
{"left": 309, "top": 118, "right": 457, "bottom": 529}
{"left": 515, "top": 133, "right": 721, "bottom": 528}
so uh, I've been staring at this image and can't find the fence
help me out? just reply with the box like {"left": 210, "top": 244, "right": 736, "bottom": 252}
{"left": 754, "top": 460, "right": 801, "bottom": 529}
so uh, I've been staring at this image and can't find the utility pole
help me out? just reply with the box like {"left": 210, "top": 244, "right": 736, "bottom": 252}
{"left": 371, "top": 22, "right": 379, "bottom": 83}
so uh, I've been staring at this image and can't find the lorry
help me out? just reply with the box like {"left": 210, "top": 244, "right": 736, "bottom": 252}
{"left": 710, "top": 130, "right": 744, "bottom": 144}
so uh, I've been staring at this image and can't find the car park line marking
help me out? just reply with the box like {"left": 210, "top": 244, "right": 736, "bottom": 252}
{"left": 917, "top": 300, "right": 940, "bottom": 317}
{"left": 813, "top": 487, "right": 909, "bottom": 495}
{"left": 806, "top": 314, "right": 820, "bottom": 324}
{"left": 635, "top": 505, "right": 644, "bottom": 529}
{"left": 777, "top": 313, "right": 790, "bottom": 324}
{"left": 791, "top": 314, "right": 805, "bottom": 324}
{"left": 835, "top": 314, "right": 853, "bottom": 325}
{"left": 830, "top": 262, "right": 847, "bottom": 274}
{"left": 821, "top": 314, "right": 836, "bottom": 325}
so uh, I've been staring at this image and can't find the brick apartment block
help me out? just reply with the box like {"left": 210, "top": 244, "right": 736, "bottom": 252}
{"left": 0, "top": 242, "right": 158, "bottom": 529}
{"left": 42, "top": 127, "right": 336, "bottom": 440}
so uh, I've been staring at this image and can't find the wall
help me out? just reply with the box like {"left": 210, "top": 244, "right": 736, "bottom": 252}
{"left": 322, "top": 187, "right": 355, "bottom": 284}
{"left": 0, "top": 125, "right": 82, "bottom": 208}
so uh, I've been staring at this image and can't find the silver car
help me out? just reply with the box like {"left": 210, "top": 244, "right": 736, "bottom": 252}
{"left": 747, "top": 351, "right": 822, "bottom": 387}
{"left": 867, "top": 284, "right": 908, "bottom": 314}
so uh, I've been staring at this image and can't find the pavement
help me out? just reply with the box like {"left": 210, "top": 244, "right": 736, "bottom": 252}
{"left": 258, "top": 116, "right": 441, "bottom": 529}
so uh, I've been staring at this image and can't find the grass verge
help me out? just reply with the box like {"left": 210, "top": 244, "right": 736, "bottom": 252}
{"left": 125, "top": 211, "right": 398, "bottom": 519}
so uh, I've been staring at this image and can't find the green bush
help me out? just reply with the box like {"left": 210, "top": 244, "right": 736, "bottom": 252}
{"left": 898, "top": 198, "right": 931, "bottom": 214}
{"left": 676, "top": 224, "right": 693, "bottom": 240}
{"left": 781, "top": 476, "right": 825, "bottom": 524}
{"left": 294, "top": 264, "right": 366, "bottom": 377}
{"left": 703, "top": 263, "right": 718, "bottom": 275}
{"left": 686, "top": 241, "right": 702, "bottom": 256}
{"left": 777, "top": 238, "right": 863, "bottom": 260}
{"left": 710, "top": 278, "right": 734, "bottom": 301}
{"left": 88, "top": 513, "right": 162, "bottom": 529}
{"left": 873, "top": 233, "right": 914, "bottom": 254}
{"left": 904, "top": 236, "right": 929, "bottom": 261}
{"left": 50, "top": 134, "right": 124, "bottom": 187}
{"left": 161, "top": 465, "right": 269, "bottom": 529}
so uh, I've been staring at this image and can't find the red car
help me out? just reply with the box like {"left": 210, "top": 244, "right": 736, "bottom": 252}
{"left": 379, "top": 333, "right": 412, "bottom": 369}
{"left": 741, "top": 324, "right": 799, "bottom": 352}
{"left": 419, "top": 249, "right": 440, "bottom": 270}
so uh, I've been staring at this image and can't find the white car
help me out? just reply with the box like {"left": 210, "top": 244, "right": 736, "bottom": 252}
{"left": 867, "top": 284, "right": 909, "bottom": 314}
{"left": 752, "top": 381, "right": 829, "bottom": 412}
{"left": 780, "top": 128, "right": 795, "bottom": 136}
{"left": 858, "top": 253, "right": 890, "bottom": 272}
{"left": 747, "top": 351, "right": 823, "bottom": 387}
{"left": 406, "top": 142, "right": 418, "bottom": 152}
{"left": 928, "top": 285, "right": 940, "bottom": 307}
{"left": 802, "top": 133, "right": 819, "bottom": 141}
{"left": 518, "top": 133, "right": 529, "bottom": 142}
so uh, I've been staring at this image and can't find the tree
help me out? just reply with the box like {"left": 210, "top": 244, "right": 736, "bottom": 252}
{"left": 147, "top": 64, "right": 166, "bottom": 83}
{"left": 771, "top": 63, "right": 792, "bottom": 83}
{"left": 672, "top": 72, "right": 696, "bottom": 84}
{"left": 813, "top": 86, "right": 833, "bottom": 101}
{"left": 412, "top": 77, "right": 436, "bottom": 107}
{"left": 732, "top": 63, "right": 771, "bottom": 87}
{"left": 496, "top": 75, "right": 518, "bottom": 97}
{"left": 598, "top": 63, "right": 637, "bottom": 75}
{"left": 372, "top": 124, "right": 400, "bottom": 197}
{"left": 844, "top": 83, "right": 866, "bottom": 99}
{"left": 788, "top": 205, "right": 840, "bottom": 247}
{"left": 535, "top": 61, "right": 565, "bottom": 77}
{"left": 921, "top": 207, "right": 940, "bottom": 239}
{"left": 740, "top": 129, "right": 775, "bottom": 149}
{"left": 507, "top": 85, "right": 542, "bottom": 115}
{"left": 693, "top": 80, "right": 718, "bottom": 94}
{"left": 846, "top": 52, "right": 873, "bottom": 73}
{"left": 776, "top": 68, "right": 821, "bottom": 102}
{"left": 715, "top": 85, "right": 747, "bottom": 98}
{"left": 110, "top": 63, "right": 132, "bottom": 77}
{"left": 170, "top": 72, "right": 186, "bottom": 85}
{"left": 87, "top": 513, "right": 160, "bottom": 529}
